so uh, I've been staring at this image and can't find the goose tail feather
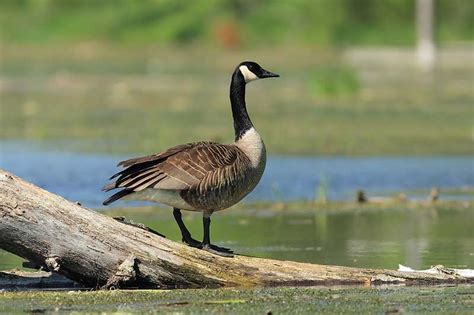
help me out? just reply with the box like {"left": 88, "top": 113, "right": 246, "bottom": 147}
{"left": 103, "top": 189, "right": 134, "bottom": 206}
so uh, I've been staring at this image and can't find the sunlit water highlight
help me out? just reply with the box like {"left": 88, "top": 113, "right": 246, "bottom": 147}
{"left": 0, "top": 141, "right": 472, "bottom": 208}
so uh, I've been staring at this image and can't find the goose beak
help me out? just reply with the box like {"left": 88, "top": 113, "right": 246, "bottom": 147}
{"left": 260, "top": 69, "right": 280, "bottom": 78}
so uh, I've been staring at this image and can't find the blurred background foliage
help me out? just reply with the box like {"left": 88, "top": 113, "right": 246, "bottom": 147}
{"left": 0, "top": 0, "right": 473, "bottom": 156}
{"left": 0, "top": 0, "right": 472, "bottom": 46}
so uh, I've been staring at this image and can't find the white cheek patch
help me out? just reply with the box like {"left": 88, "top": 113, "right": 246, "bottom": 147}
{"left": 239, "top": 65, "right": 259, "bottom": 83}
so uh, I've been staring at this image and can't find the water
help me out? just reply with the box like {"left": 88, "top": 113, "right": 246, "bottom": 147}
{"left": 1, "top": 207, "right": 473, "bottom": 271}
{"left": 1, "top": 141, "right": 473, "bottom": 271}
{"left": 0, "top": 141, "right": 472, "bottom": 209}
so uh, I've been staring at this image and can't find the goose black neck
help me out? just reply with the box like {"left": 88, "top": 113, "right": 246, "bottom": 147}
{"left": 230, "top": 71, "right": 253, "bottom": 141}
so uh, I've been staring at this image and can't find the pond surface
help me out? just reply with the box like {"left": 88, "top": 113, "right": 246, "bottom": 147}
{"left": 1, "top": 141, "right": 472, "bottom": 208}
{"left": 1, "top": 204, "right": 473, "bottom": 271}
{"left": 0, "top": 141, "right": 473, "bottom": 271}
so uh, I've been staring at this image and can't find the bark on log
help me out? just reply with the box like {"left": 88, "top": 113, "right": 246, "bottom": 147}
{"left": 0, "top": 169, "right": 472, "bottom": 289}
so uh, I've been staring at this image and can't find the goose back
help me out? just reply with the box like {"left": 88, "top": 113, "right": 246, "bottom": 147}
{"left": 104, "top": 140, "right": 266, "bottom": 210}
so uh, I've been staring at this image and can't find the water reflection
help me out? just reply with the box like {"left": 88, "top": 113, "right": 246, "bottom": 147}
{"left": 2, "top": 206, "right": 471, "bottom": 270}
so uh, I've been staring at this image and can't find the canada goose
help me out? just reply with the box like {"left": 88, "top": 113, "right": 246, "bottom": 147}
{"left": 103, "top": 61, "right": 279, "bottom": 257}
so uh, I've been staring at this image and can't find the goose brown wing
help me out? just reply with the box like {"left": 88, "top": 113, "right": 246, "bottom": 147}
{"left": 104, "top": 142, "right": 243, "bottom": 193}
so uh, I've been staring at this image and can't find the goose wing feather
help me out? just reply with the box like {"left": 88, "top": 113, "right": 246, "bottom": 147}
{"left": 104, "top": 142, "right": 247, "bottom": 193}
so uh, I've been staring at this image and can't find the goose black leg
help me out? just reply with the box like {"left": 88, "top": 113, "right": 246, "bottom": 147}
{"left": 173, "top": 208, "right": 202, "bottom": 248}
{"left": 202, "top": 213, "right": 234, "bottom": 257}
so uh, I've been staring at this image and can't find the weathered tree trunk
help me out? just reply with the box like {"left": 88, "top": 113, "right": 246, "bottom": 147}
{"left": 0, "top": 169, "right": 471, "bottom": 289}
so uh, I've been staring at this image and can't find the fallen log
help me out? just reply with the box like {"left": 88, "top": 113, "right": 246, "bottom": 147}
{"left": 0, "top": 169, "right": 472, "bottom": 289}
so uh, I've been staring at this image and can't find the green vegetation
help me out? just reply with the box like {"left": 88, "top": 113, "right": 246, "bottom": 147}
{"left": 308, "top": 65, "right": 360, "bottom": 97}
{"left": 0, "top": 3, "right": 472, "bottom": 156}
{"left": 1, "top": 286, "right": 473, "bottom": 313}
{"left": 0, "top": 44, "right": 472, "bottom": 156}
{"left": 0, "top": 0, "right": 473, "bottom": 46}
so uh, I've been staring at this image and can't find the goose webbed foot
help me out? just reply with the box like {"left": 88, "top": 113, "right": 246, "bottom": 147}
{"left": 202, "top": 243, "right": 234, "bottom": 257}
{"left": 182, "top": 236, "right": 203, "bottom": 249}
{"left": 184, "top": 238, "right": 234, "bottom": 257}
{"left": 183, "top": 236, "right": 234, "bottom": 257}
{"left": 209, "top": 243, "right": 232, "bottom": 253}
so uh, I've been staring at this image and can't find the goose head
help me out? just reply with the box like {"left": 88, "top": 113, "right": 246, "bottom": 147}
{"left": 237, "top": 61, "right": 279, "bottom": 83}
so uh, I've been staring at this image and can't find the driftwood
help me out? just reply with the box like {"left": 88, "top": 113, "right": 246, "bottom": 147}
{"left": 0, "top": 168, "right": 472, "bottom": 289}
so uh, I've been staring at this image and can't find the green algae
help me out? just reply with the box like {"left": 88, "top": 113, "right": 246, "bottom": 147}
{"left": 1, "top": 285, "right": 473, "bottom": 314}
